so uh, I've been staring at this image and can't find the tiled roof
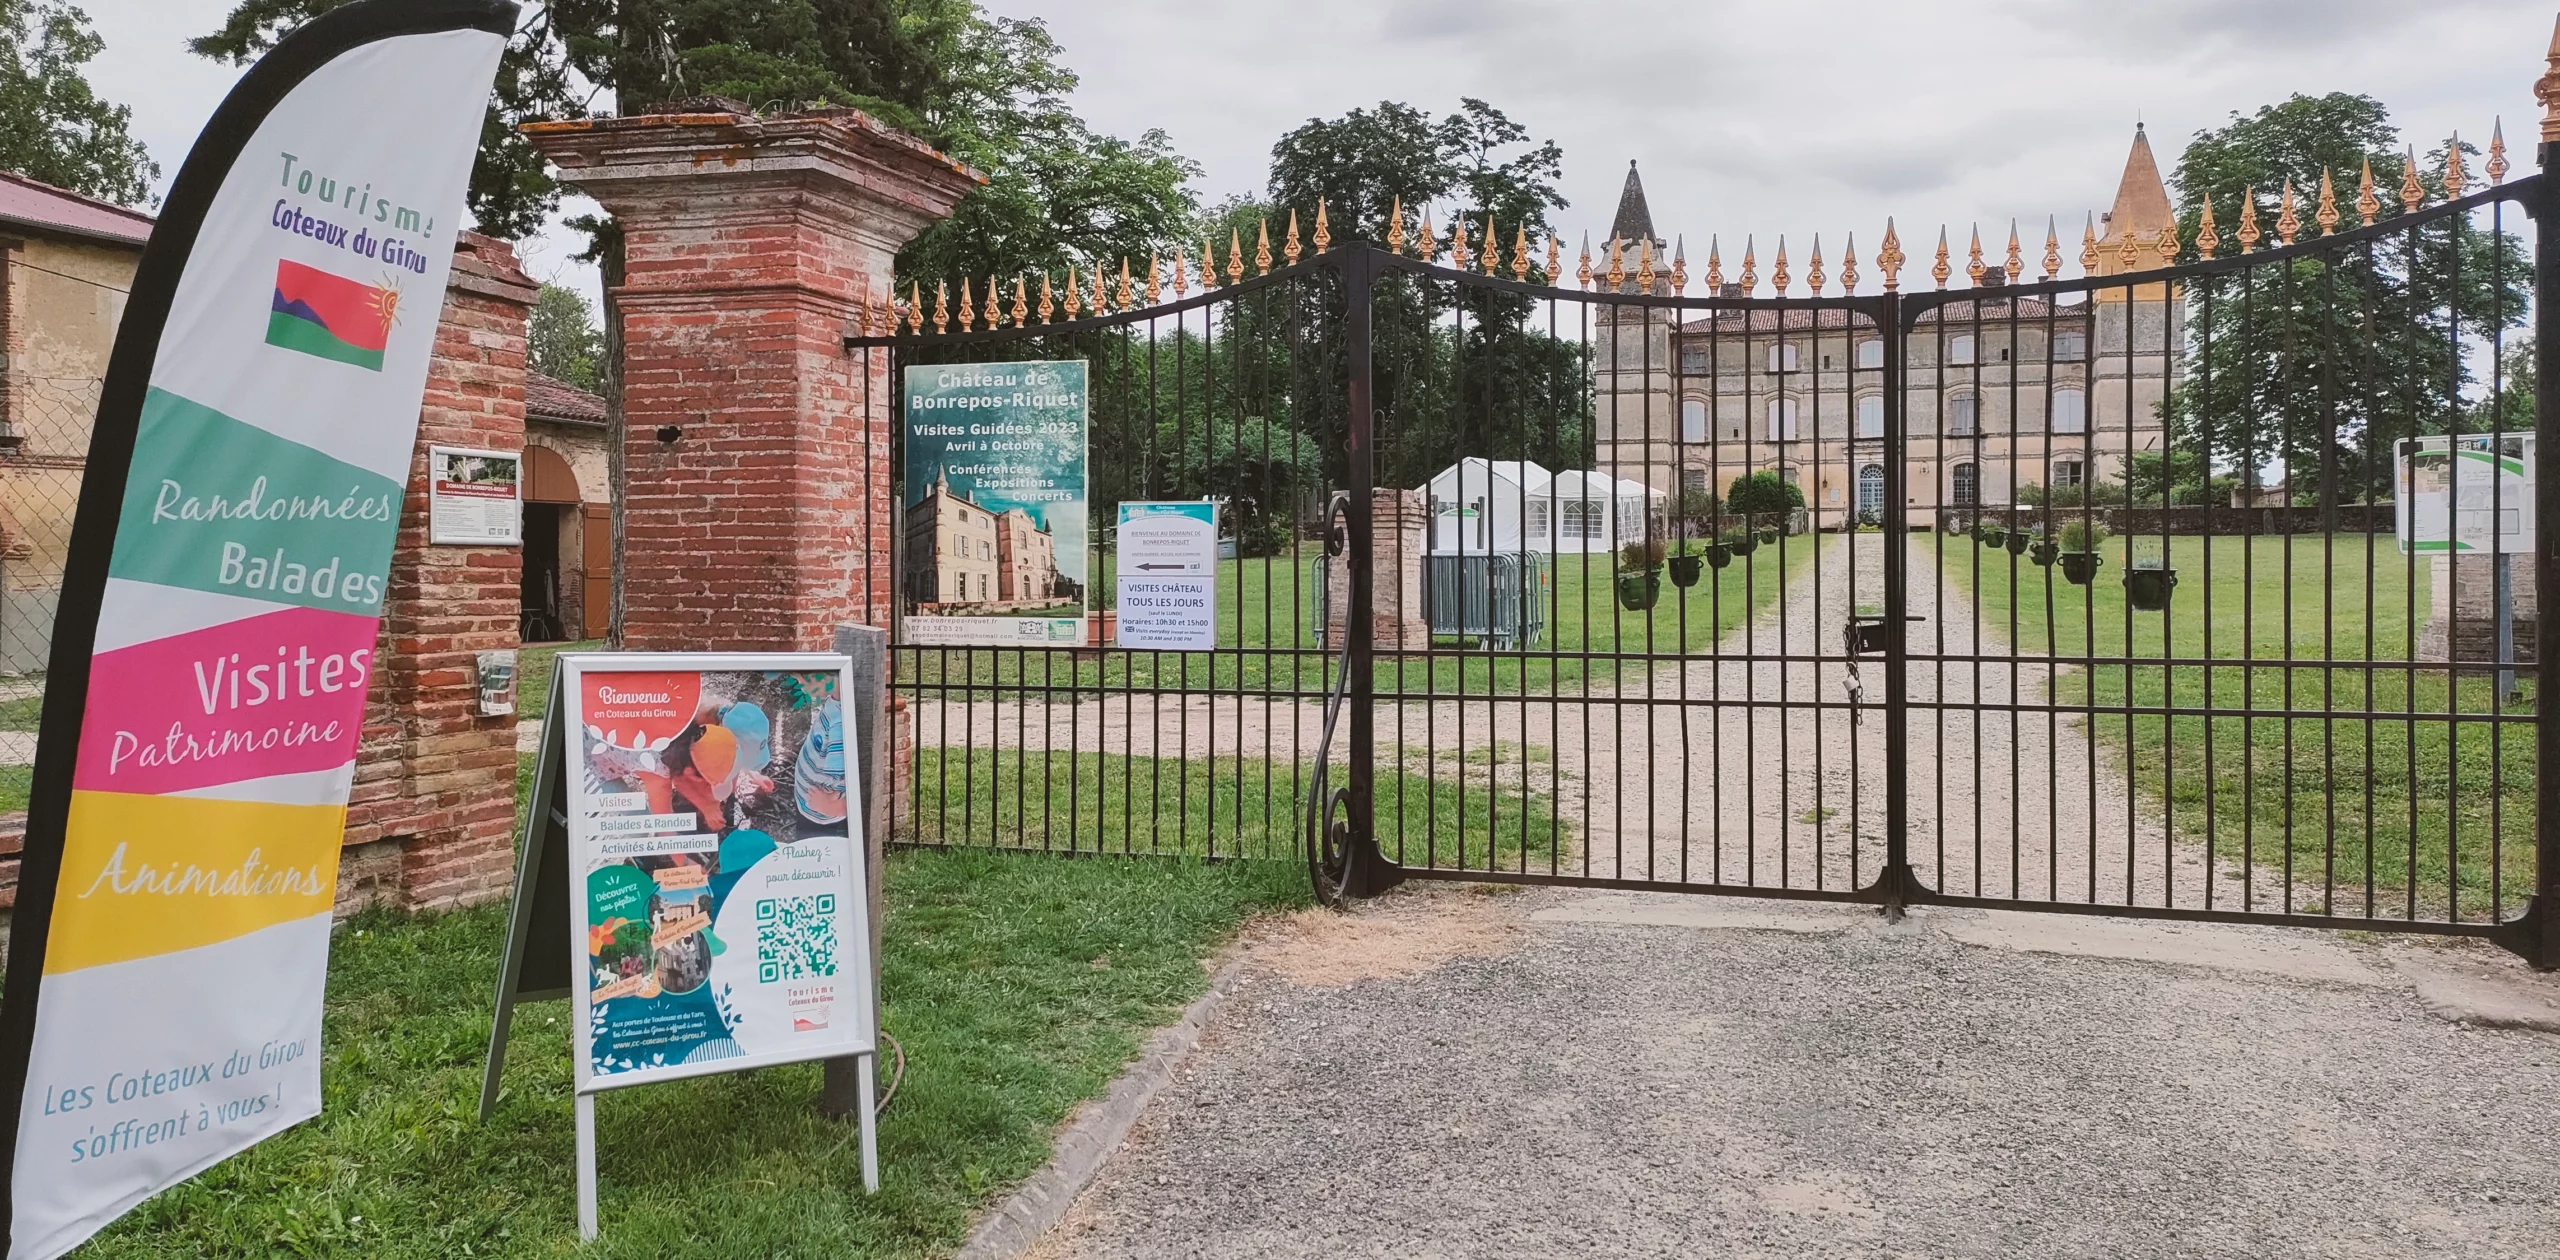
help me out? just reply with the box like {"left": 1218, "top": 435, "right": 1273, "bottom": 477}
{"left": 1677, "top": 295, "right": 2074, "bottom": 333}
{"left": 0, "top": 171, "right": 152, "bottom": 248}
{"left": 527, "top": 371, "right": 607, "bottom": 424}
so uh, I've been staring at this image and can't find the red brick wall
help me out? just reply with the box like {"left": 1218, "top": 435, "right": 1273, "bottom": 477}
{"left": 525, "top": 108, "right": 980, "bottom": 650}
{"left": 342, "top": 231, "right": 535, "bottom": 911}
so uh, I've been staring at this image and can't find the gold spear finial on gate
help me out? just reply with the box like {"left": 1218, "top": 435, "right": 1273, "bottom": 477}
{"left": 1807, "top": 235, "right": 1826, "bottom": 296}
{"left": 1014, "top": 275, "right": 1030, "bottom": 326}
{"left": 1419, "top": 207, "right": 1438, "bottom": 262}
{"left": 2155, "top": 222, "right": 2179, "bottom": 267}
{"left": 1964, "top": 225, "right": 1984, "bottom": 287}
{"left": 2236, "top": 189, "right": 2261, "bottom": 252}
{"left": 1931, "top": 227, "right": 1950, "bottom": 290}
{"left": 2357, "top": 158, "right": 2380, "bottom": 226}
{"left": 1095, "top": 260, "right": 1112, "bottom": 313}
{"left": 1637, "top": 234, "right": 1655, "bottom": 290}
{"left": 2489, "top": 119, "right": 2510, "bottom": 185}
{"left": 2445, "top": 133, "right": 2470, "bottom": 200}
{"left": 1578, "top": 233, "right": 1593, "bottom": 289}
{"left": 2117, "top": 219, "right": 2142, "bottom": 270}
{"left": 1546, "top": 232, "right": 1562, "bottom": 286}
{"left": 1486, "top": 220, "right": 1502, "bottom": 276}
{"left": 907, "top": 281, "right": 924, "bottom": 333}
{"left": 2004, "top": 221, "right": 2022, "bottom": 285}
{"left": 2275, "top": 179, "right": 2299, "bottom": 246}
{"left": 1119, "top": 257, "right": 1135, "bottom": 310}
{"left": 1770, "top": 236, "right": 1789, "bottom": 295}
{"left": 1171, "top": 246, "right": 1187, "bottom": 298}
{"left": 1607, "top": 234, "right": 1626, "bottom": 290}
{"left": 1739, "top": 235, "right": 1758, "bottom": 294}
{"left": 2042, "top": 217, "right": 2061, "bottom": 279}
{"left": 933, "top": 279, "right": 949, "bottom": 333}
{"left": 1452, "top": 216, "right": 1472, "bottom": 271}
{"left": 2542, "top": 17, "right": 2560, "bottom": 144}
{"left": 1513, "top": 224, "right": 1532, "bottom": 282}
{"left": 2399, "top": 147, "right": 2425, "bottom": 214}
{"left": 2195, "top": 198, "right": 2219, "bottom": 260}
{"left": 1316, "top": 198, "right": 1332, "bottom": 251}
{"left": 1146, "top": 253, "right": 1161, "bottom": 306}
{"left": 1705, "top": 235, "right": 1724, "bottom": 291}
{"left": 1387, "top": 197, "right": 1407, "bottom": 255}
{"left": 2080, "top": 213, "right": 2099, "bottom": 273}
{"left": 1228, "top": 229, "right": 1245, "bottom": 284}
{"left": 1200, "top": 240, "right": 1216, "bottom": 290}
{"left": 1038, "top": 272, "right": 1055, "bottom": 323}
{"left": 956, "top": 276, "right": 972, "bottom": 330}
{"left": 1062, "top": 265, "right": 1081, "bottom": 318}
{"left": 1255, "top": 219, "right": 1272, "bottom": 275}
{"left": 1670, "top": 235, "right": 1688, "bottom": 293}
{"left": 1878, "top": 219, "right": 1903, "bottom": 292}
{"left": 2315, "top": 168, "right": 2340, "bottom": 236}
{"left": 1284, "top": 209, "right": 1302, "bottom": 266}
{"left": 1841, "top": 231, "right": 1860, "bottom": 294}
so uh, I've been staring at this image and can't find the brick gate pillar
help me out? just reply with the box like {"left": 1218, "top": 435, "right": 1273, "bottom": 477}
{"left": 523, "top": 104, "right": 982, "bottom": 649}
{"left": 343, "top": 231, "right": 536, "bottom": 911}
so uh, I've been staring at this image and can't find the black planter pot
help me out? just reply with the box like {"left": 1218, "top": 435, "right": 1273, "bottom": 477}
{"left": 2059, "top": 551, "right": 2102, "bottom": 585}
{"left": 2029, "top": 541, "right": 2059, "bottom": 566}
{"left": 1757, "top": 528, "right": 1779, "bottom": 546}
{"left": 2004, "top": 532, "right": 2031, "bottom": 556}
{"left": 2124, "top": 566, "right": 2178, "bottom": 610}
{"left": 1728, "top": 537, "right": 1759, "bottom": 559}
{"left": 1616, "top": 570, "right": 1662, "bottom": 611}
{"left": 1668, "top": 555, "right": 1704, "bottom": 587}
{"left": 1978, "top": 526, "right": 2006, "bottom": 549}
{"left": 1704, "top": 542, "right": 1734, "bottom": 569}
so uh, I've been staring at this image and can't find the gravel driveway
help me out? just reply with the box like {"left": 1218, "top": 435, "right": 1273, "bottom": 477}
{"left": 1032, "top": 887, "right": 2560, "bottom": 1259}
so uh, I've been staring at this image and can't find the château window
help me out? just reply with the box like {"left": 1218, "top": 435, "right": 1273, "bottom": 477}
{"left": 1948, "top": 335, "right": 1976, "bottom": 366}
{"left": 1765, "top": 397, "right": 1800, "bottom": 440}
{"left": 1767, "top": 343, "right": 1800, "bottom": 373}
{"left": 2053, "top": 458, "right": 2086, "bottom": 489}
{"left": 1947, "top": 394, "right": 1978, "bottom": 435}
{"left": 1682, "top": 398, "right": 1707, "bottom": 443}
{"left": 1856, "top": 394, "right": 1884, "bottom": 439}
{"left": 2050, "top": 388, "right": 2087, "bottom": 434}
{"left": 1951, "top": 462, "right": 1979, "bottom": 506}
{"left": 2054, "top": 330, "right": 2087, "bottom": 360}
{"left": 1855, "top": 339, "right": 1884, "bottom": 369}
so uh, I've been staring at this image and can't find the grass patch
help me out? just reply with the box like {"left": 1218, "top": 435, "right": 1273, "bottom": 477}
{"left": 0, "top": 691, "right": 41, "bottom": 733}
{"left": 0, "top": 764, "right": 27, "bottom": 814}
{"left": 909, "top": 747, "right": 1568, "bottom": 874}
{"left": 516, "top": 640, "right": 604, "bottom": 723}
{"left": 906, "top": 538, "right": 1820, "bottom": 700}
{"left": 1940, "top": 532, "right": 2535, "bottom": 916}
{"left": 81, "top": 847, "right": 1302, "bottom": 1259}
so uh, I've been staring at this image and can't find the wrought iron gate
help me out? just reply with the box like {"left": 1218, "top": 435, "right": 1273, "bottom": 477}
{"left": 852, "top": 154, "right": 2560, "bottom": 968}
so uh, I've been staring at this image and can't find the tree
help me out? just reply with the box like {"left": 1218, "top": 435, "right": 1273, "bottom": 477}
{"left": 1724, "top": 471, "right": 1803, "bottom": 519}
{"left": 0, "top": 0, "right": 156, "bottom": 204}
{"left": 530, "top": 283, "right": 604, "bottom": 391}
{"left": 2165, "top": 93, "right": 2528, "bottom": 505}
{"left": 195, "top": 0, "right": 936, "bottom": 240}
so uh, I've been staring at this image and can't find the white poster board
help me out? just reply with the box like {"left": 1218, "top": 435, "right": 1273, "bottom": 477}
{"left": 558, "top": 654, "right": 874, "bottom": 1092}
{"left": 1115, "top": 501, "right": 1217, "bottom": 651}
{"left": 429, "top": 445, "right": 522, "bottom": 545}
{"left": 2398, "top": 434, "right": 2535, "bottom": 554}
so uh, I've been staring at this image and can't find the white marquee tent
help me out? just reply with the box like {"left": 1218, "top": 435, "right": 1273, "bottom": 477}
{"left": 1421, "top": 458, "right": 1664, "bottom": 556}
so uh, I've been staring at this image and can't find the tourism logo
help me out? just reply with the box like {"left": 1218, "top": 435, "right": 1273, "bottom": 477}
{"left": 265, "top": 258, "right": 398, "bottom": 370}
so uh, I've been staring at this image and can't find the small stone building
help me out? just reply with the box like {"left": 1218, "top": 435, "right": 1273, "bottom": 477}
{"left": 522, "top": 371, "right": 611, "bottom": 641}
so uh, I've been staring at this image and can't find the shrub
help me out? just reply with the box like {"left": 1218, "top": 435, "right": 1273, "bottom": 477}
{"left": 1619, "top": 538, "right": 1666, "bottom": 570}
{"left": 2059, "top": 518, "right": 2109, "bottom": 552}
{"left": 1725, "top": 471, "right": 1804, "bottom": 518}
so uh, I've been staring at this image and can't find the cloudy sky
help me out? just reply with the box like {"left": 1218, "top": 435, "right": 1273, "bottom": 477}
{"left": 85, "top": 0, "right": 2556, "bottom": 301}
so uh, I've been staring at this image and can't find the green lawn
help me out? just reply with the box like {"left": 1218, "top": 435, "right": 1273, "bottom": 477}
{"left": 79, "top": 847, "right": 1303, "bottom": 1259}
{"left": 0, "top": 763, "right": 26, "bottom": 814}
{"left": 517, "top": 640, "right": 605, "bottom": 722}
{"left": 910, "top": 538, "right": 1819, "bottom": 701}
{"left": 0, "top": 691, "right": 40, "bottom": 733}
{"left": 1940, "top": 533, "right": 2535, "bottom": 918}
{"left": 908, "top": 747, "right": 1566, "bottom": 875}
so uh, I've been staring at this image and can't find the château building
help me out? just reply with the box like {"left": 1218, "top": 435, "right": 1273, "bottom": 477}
{"left": 1592, "top": 127, "right": 2184, "bottom": 530}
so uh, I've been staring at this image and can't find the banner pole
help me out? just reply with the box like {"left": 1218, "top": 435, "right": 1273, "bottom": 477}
{"left": 858, "top": 1053, "right": 879, "bottom": 1194}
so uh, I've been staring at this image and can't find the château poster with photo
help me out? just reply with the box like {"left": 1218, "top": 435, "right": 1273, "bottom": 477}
{"left": 900, "top": 361, "right": 1089, "bottom": 646}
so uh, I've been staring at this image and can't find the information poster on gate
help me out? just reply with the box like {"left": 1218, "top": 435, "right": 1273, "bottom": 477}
{"left": 2397, "top": 434, "right": 2536, "bottom": 554}
{"left": 1116, "top": 501, "right": 1217, "bottom": 651}
{"left": 900, "top": 362, "right": 1089, "bottom": 647}
{"left": 561, "top": 655, "right": 873, "bottom": 1091}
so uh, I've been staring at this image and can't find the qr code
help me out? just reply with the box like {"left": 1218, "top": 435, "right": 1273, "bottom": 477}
{"left": 755, "top": 894, "right": 839, "bottom": 984}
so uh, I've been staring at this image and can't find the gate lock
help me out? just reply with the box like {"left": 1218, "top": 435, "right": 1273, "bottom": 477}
{"left": 1843, "top": 613, "right": 1924, "bottom": 657}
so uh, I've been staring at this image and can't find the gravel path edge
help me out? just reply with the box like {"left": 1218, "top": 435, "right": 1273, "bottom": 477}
{"left": 954, "top": 958, "right": 1245, "bottom": 1260}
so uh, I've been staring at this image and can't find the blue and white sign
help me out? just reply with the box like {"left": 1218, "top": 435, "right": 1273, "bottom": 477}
{"left": 1115, "top": 502, "right": 1217, "bottom": 651}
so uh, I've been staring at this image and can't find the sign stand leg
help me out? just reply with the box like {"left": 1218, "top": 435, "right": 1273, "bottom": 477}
{"left": 576, "top": 1092, "right": 599, "bottom": 1240}
{"left": 858, "top": 1051, "right": 879, "bottom": 1194}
